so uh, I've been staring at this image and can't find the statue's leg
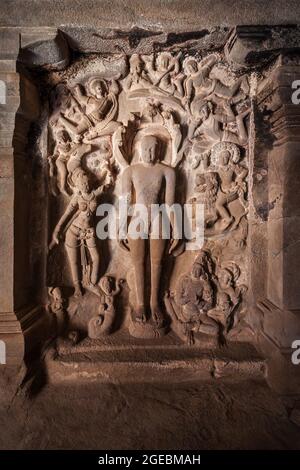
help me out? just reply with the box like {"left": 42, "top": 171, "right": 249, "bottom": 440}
{"left": 149, "top": 237, "right": 166, "bottom": 327}
{"left": 59, "top": 115, "right": 88, "bottom": 136}
{"left": 88, "top": 120, "right": 121, "bottom": 139}
{"left": 65, "top": 228, "right": 83, "bottom": 297}
{"left": 216, "top": 193, "right": 233, "bottom": 224}
{"left": 87, "top": 245, "right": 100, "bottom": 286}
{"left": 55, "top": 156, "right": 69, "bottom": 195}
{"left": 127, "top": 237, "right": 146, "bottom": 322}
{"left": 86, "top": 238, "right": 100, "bottom": 285}
{"left": 236, "top": 113, "right": 249, "bottom": 146}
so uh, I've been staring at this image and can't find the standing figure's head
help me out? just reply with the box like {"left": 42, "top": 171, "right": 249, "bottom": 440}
{"left": 88, "top": 78, "right": 107, "bottom": 100}
{"left": 219, "top": 150, "right": 231, "bottom": 166}
{"left": 218, "top": 268, "right": 234, "bottom": 290}
{"left": 130, "top": 54, "right": 143, "bottom": 75}
{"left": 184, "top": 59, "right": 198, "bottom": 76}
{"left": 72, "top": 168, "right": 90, "bottom": 194}
{"left": 157, "top": 53, "right": 171, "bottom": 72}
{"left": 211, "top": 142, "right": 241, "bottom": 168}
{"left": 139, "top": 135, "right": 160, "bottom": 166}
{"left": 191, "top": 260, "right": 206, "bottom": 280}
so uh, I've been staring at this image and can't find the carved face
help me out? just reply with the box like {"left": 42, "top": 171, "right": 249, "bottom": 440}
{"left": 219, "top": 269, "right": 233, "bottom": 289}
{"left": 219, "top": 150, "right": 231, "bottom": 166}
{"left": 140, "top": 135, "right": 159, "bottom": 165}
{"left": 90, "top": 80, "right": 104, "bottom": 99}
{"left": 75, "top": 172, "right": 90, "bottom": 193}
{"left": 199, "top": 104, "right": 210, "bottom": 120}
{"left": 191, "top": 262, "right": 204, "bottom": 280}
{"left": 158, "top": 55, "right": 169, "bottom": 71}
{"left": 185, "top": 60, "right": 198, "bottom": 75}
{"left": 130, "top": 58, "right": 142, "bottom": 75}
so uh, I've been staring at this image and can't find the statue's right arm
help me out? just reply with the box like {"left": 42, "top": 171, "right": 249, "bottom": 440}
{"left": 50, "top": 197, "right": 78, "bottom": 248}
{"left": 112, "top": 127, "right": 129, "bottom": 170}
{"left": 120, "top": 166, "right": 132, "bottom": 205}
{"left": 118, "top": 168, "right": 132, "bottom": 248}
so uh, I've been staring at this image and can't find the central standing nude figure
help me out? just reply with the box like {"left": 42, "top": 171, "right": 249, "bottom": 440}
{"left": 117, "top": 133, "right": 179, "bottom": 327}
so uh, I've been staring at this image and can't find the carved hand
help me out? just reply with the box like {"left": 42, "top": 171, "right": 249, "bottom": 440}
{"left": 169, "top": 237, "right": 181, "bottom": 254}
{"left": 49, "top": 228, "right": 61, "bottom": 250}
{"left": 113, "top": 125, "right": 125, "bottom": 148}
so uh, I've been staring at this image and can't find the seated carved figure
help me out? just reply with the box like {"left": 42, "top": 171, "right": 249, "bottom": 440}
{"left": 188, "top": 100, "right": 250, "bottom": 161}
{"left": 208, "top": 291, "right": 233, "bottom": 328}
{"left": 123, "top": 54, "right": 153, "bottom": 91}
{"left": 56, "top": 78, "right": 119, "bottom": 140}
{"left": 164, "top": 251, "right": 219, "bottom": 345}
{"left": 152, "top": 52, "right": 184, "bottom": 97}
{"left": 49, "top": 168, "right": 112, "bottom": 297}
{"left": 209, "top": 262, "right": 246, "bottom": 332}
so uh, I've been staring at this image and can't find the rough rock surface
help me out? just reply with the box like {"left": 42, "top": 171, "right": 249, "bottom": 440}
{"left": 0, "top": 372, "right": 300, "bottom": 449}
{"left": 1, "top": 1, "right": 300, "bottom": 29}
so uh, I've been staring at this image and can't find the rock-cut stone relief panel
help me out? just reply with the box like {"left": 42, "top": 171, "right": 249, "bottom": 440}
{"left": 47, "top": 51, "right": 250, "bottom": 346}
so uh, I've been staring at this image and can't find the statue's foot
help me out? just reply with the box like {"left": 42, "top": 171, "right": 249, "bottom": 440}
{"left": 74, "top": 284, "right": 83, "bottom": 298}
{"left": 135, "top": 306, "right": 146, "bottom": 323}
{"left": 152, "top": 308, "right": 164, "bottom": 328}
{"left": 87, "top": 283, "right": 102, "bottom": 297}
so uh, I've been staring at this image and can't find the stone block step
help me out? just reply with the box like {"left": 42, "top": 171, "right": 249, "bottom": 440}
{"left": 45, "top": 332, "right": 266, "bottom": 384}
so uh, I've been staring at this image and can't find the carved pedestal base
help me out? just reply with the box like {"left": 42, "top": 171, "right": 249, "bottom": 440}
{"left": 47, "top": 332, "right": 265, "bottom": 384}
{"left": 128, "top": 320, "right": 167, "bottom": 339}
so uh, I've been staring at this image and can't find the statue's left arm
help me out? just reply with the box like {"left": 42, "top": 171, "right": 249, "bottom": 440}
{"left": 165, "top": 167, "right": 180, "bottom": 253}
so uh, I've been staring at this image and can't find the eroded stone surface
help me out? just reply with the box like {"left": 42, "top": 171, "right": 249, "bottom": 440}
{"left": 0, "top": 375, "right": 299, "bottom": 449}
